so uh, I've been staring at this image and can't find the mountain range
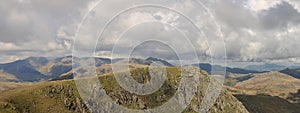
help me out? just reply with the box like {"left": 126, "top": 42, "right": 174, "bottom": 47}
{"left": 0, "top": 57, "right": 48, "bottom": 82}
{"left": 1, "top": 56, "right": 299, "bottom": 85}
{"left": 244, "top": 63, "right": 300, "bottom": 72}
{"left": 0, "top": 56, "right": 262, "bottom": 83}
{"left": 280, "top": 68, "right": 300, "bottom": 79}
{"left": 193, "top": 63, "right": 261, "bottom": 75}
{"left": 1, "top": 56, "right": 300, "bottom": 112}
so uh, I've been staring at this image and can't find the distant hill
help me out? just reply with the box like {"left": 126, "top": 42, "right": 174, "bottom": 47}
{"left": 0, "top": 57, "right": 48, "bottom": 82}
{"left": 0, "top": 67, "right": 249, "bottom": 113}
{"left": 95, "top": 57, "right": 112, "bottom": 66}
{"left": 0, "top": 71, "right": 29, "bottom": 92}
{"left": 280, "top": 68, "right": 300, "bottom": 79}
{"left": 38, "top": 56, "right": 73, "bottom": 79}
{"left": 0, "top": 56, "right": 175, "bottom": 83}
{"left": 145, "top": 57, "right": 173, "bottom": 66}
{"left": 244, "top": 63, "right": 287, "bottom": 72}
{"left": 51, "top": 62, "right": 148, "bottom": 81}
{"left": 227, "top": 72, "right": 300, "bottom": 102}
{"left": 51, "top": 57, "right": 173, "bottom": 81}
{"left": 116, "top": 57, "right": 173, "bottom": 66}
{"left": 225, "top": 71, "right": 300, "bottom": 113}
{"left": 193, "top": 63, "right": 260, "bottom": 75}
{"left": 224, "top": 74, "right": 254, "bottom": 86}
{"left": 54, "top": 60, "right": 260, "bottom": 82}
{"left": 0, "top": 71, "right": 19, "bottom": 82}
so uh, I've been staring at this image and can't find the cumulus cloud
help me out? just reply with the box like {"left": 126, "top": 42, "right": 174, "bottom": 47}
{"left": 208, "top": 0, "right": 300, "bottom": 62}
{"left": 247, "top": 0, "right": 282, "bottom": 12}
{"left": 0, "top": 0, "right": 93, "bottom": 63}
{"left": 1, "top": 0, "right": 300, "bottom": 64}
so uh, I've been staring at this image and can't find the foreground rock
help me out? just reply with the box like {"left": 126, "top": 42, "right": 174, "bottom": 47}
{"left": 0, "top": 67, "right": 248, "bottom": 113}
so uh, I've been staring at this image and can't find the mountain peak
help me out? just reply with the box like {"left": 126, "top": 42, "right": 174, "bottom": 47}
{"left": 145, "top": 57, "right": 173, "bottom": 66}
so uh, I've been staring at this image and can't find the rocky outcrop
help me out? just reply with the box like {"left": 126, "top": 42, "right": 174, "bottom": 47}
{"left": 0, "top": 81, "right": 90, "bottom": 113}
{"left": 0, "top": 67, "right": 248, "bottom": 113}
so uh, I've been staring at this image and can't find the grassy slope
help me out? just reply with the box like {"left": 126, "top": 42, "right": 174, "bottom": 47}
{"left": 0, "top": 80, "right": 88, "bottom": 113}
{"left": 0, "top": 67, "right": 248, "bottom": 113}
{"left": 0, "top": 71, "right": 30, "bottom": 92}
{"left": 0, "top": 82, "right": 29, "bottom": 92}
{"left": 225, "top": 72, "right": 300, "bottom": 113}
{"left": 230, "top": 72, "right": 300, "bottom": 99}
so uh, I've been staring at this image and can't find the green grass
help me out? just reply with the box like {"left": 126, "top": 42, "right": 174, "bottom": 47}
{"left": 0, "top": 81, "right": 87, "bottom": 113}
{"left": 0, "top": 67, "right": 249, "bottom": 113}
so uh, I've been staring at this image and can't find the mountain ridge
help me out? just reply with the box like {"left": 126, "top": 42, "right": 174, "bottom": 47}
{"left": 0, "top": 67, "right": 249, "bottom": 113}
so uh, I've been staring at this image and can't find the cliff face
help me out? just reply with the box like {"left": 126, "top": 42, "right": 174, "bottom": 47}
{"left": 0, "top": 67, "right": 248, "bottom": 113}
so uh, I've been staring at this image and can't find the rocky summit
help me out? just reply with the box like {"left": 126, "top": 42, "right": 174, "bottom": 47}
{"left": 0, "top": 67, "right": 248, "bottom": 113}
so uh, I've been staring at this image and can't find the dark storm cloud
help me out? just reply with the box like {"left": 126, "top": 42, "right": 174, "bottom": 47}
{"left": 259, "top": 1, "right": 300, "bottom": 30}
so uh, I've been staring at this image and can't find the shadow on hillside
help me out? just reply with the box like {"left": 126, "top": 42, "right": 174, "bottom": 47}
{"left": 234, "top": 94, "right": 300, "bottom": 113}
{"left": 287, "top": 89, "right": 300, "bottom": 103}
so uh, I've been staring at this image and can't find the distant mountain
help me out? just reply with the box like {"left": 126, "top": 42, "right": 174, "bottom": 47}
{"left": 43, "top": 56, "right": 112, "bottom": 80}
{"left": 51, "top": 58, "right": 155, "bottom": 81}
{"left": 145, "top": 57, "right": 173, "bottom": 66}
{"left": 38, "top": 56, "right": 73, "bottom": 78}
{"left": 0, "top": 71, "right": 19, "bottom": 82}
{"left": 0, "top": 56, "right": 173, "bottom": 82}
{"left": 0, "top": 57, "right": 49, "bottom": 82}
{"left": 280, "top": 68, "right": 300, "bottom": 79}
{"left": 95, "top": 57, "right": 111, "bottom": 66}
{"left": 244, "top": 63, "right": 287, "bottom": 72}
{"left": 127, "top": 58, "right": 152, "bottom": 65}
{"left": 116, "top": 57, "right": 173, "bottom": 66}
{"left": 0, "top": 69, "right": 30, "bottom": 92}
{"left": 193, "top": 63, "right": 260, "bottom": 75}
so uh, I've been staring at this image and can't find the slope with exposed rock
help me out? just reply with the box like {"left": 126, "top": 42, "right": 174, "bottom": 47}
{"left": 0, "top": 67, "right": 249, "bottom": 113}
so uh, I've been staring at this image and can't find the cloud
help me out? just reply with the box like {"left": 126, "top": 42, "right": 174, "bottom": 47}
{"left": 0, "top": 42, "right": 19, "bottom": 51}
{"left": 0, "top": 0, "right": 93, "bottom": 62}
{"left": 1, "top": 0, "right": 300, "bottom": 64}
{"left": 207, "top": 0, "right": 300, "bottom": 62}
{"left": 247, "top": 0, "right": 282, "bottom": 12}
{"left": 258, "top": 1, "right": 300, "bottom": 29}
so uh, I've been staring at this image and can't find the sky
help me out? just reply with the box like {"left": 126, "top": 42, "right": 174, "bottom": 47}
{"left": 1, "top": 0, "right": 300, "bottom": 65}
